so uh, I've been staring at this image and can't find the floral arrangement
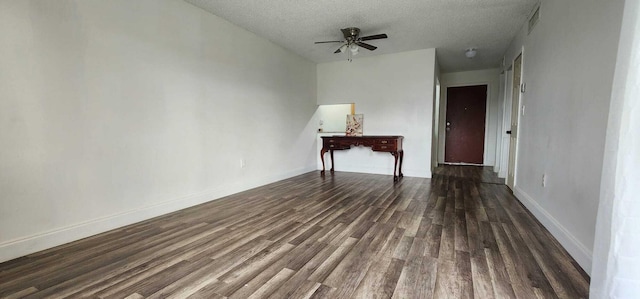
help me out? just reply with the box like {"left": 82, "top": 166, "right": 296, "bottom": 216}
{"left": 346, "top": 114, "right": 363, "bottom": 136}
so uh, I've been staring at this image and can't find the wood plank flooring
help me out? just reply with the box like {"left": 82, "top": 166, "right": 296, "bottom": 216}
{"left": 0, "top": 165, "right": 589, "bottom": 298}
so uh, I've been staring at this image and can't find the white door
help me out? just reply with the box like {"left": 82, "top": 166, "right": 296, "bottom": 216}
{"left": 507, "top": 54, "right": 522, "bottom": 190}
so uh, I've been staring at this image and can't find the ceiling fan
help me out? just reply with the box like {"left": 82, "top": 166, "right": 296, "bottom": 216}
{"left": 315, "top": 27, "right": 388, "bottom": 61}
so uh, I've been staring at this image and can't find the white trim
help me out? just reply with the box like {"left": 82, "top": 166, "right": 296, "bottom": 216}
{"left": 493, "top": 72, "right": 506, "bottom": 175}
{"left": 325, "top": 169, "right": 430, "bottom": 179}
{"left": 498, "top": 67, "right": 513, "bottom": 179}
{"left": 507, "top": 50, "right": 524, "bottom": 189}
{"left": 318, "top": 163, "right": 431, "bottom": 179}
{"left": 512, "top": 47, "right": 526, "bottom": 187}
{"left": 513, "top": 186, "right": 593, "bottom": 273}
{"left": 431, "top": 77, "right": 442, "bottom": 173}
{"left": 0, "top": 165, "right": 316, "bottom": 263}
{"left": 498, "top": 136, "right": 511, "bottom": 178}
{"left": 442, "top": 162, "right": 486, "bottom": 166}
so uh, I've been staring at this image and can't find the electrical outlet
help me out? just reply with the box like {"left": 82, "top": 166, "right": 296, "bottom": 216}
{"left": 240, "top": 159, "right": 246, "bottom": 168}
{"left": 542, "top": 174, "right": 547, "bottom": 187}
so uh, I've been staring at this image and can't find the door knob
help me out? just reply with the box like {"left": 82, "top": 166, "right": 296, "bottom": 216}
{"left": 506, "top": 130, "right": 512, "bottom": 134}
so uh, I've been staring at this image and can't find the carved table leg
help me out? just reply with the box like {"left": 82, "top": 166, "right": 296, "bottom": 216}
{"left": 330, "top": 150, "right": 335, "bottom": 173}
{"left": 399, "top": 150, "right": 404, "bottom": 178}
{"left": 392, "top": 152, "right": 399, "bottom": 181}
{"left": 320, "top": 148, "right": 328, "bottom": 175}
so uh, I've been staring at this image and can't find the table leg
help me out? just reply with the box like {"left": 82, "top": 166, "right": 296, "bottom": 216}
{"left": 330, "top": 150, "right": 335, "bottom": 173}
{"left": 399, "top": 150, "right": 404, "bottom": 178}
{"left": 320, "top": 148, "right": 328, "bottom": 175}
{"left": 392, "top": 152, "right": 399, "bottom": 181}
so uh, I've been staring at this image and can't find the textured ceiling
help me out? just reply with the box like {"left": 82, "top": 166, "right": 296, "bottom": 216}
{"left": 185, "top": 0, "right": 538, "bottom": 72}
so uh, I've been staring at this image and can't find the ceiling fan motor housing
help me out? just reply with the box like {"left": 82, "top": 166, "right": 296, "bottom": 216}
{"left": 343, "top": 27, "right": 361, "bottom": 41}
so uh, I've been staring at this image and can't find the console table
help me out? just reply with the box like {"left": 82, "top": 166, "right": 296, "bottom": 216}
{"left": 320, "top": 135, "right": 404, "bottom": 181}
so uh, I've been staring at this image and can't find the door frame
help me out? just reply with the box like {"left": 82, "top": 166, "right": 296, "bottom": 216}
{"left": 506, "top": 49, "right": 525, "bottom": 190}
{"left": 498, "top": 67, "right": 513, "bottom": 179}
{"left": 439, "top": 82, "right": 492, "bottom": 165}
{"left": 431, "top": 77, "right": 441, "bottom": 172}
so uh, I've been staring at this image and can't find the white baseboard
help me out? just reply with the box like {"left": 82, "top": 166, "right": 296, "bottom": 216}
{"left": 316, "top": 164, "right": 430, "bottom": 178}
{"left": 513, "top": 186, "right": 593, "bottom": 273}
{"left": 401, "top": 169, "right": 431, "bottom": 178}
{"left": 0, "top": 165, "right": 316, "bottom": 263}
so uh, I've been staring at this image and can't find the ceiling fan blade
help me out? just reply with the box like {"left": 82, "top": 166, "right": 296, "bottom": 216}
{"left": 314, "top": 40, "right": 344, "bottom": 44}
{"left": 334, "top": 48, "right": 342, "bottom": 54}
{"left": 356, "top": 42, "right": 377, "bottom": 51}
{"left": 360, "top": 33, "right": 388, "bottom": 41}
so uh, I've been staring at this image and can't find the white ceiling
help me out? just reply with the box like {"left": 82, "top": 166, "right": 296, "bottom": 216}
{"left": 185, "top": 0, "right": 538, "bottom": 72}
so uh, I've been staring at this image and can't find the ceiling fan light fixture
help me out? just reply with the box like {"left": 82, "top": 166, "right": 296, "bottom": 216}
{"left": 339, "top": 44, "right": 348, "bottom": 53}
{"left": 465, "top": 48, "right": 477, "bottom": 59}
{"left": 350, "top": 44, "right": 359, "bottom": 55}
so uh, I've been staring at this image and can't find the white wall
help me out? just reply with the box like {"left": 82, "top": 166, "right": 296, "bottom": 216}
{"left": 0, "top": 0, "right": 317, "bottom": 262}
{"left": 501, "top": 0, "right": 625, "bottom": 273}
{"left": 438, "top": 69, "right": 502, "bottom": 166}
{"left": 317, "top": 49, "right": 436, "bottom": 178}
{"left": 591, "top": 0, "right": 640, "bottom": 296}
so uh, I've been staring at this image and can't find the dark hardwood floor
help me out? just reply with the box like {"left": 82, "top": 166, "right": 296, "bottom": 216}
{"left": 0, "top": 165, "right": 589, "bottom": 298}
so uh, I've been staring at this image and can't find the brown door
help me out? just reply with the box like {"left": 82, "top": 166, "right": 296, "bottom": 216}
{"left": 444, "top": 85, "right": 487, "bottom": 164}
